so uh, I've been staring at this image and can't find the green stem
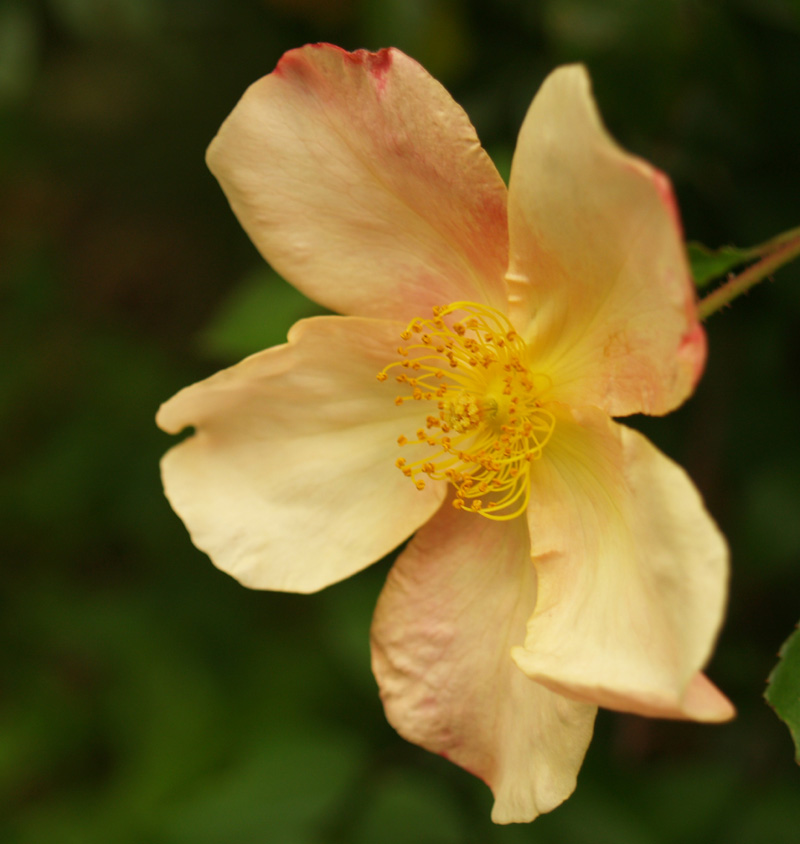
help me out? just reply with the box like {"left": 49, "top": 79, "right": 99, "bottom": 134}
{"left": 698, "top": 233, "right": 800, "bottom": 320}
{"left": 751, "top": 223, "right": 800, "bottom": 256}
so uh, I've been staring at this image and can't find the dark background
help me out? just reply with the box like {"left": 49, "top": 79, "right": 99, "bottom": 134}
{"left": 2, "top": 0, "right": 800, "bottom": 841}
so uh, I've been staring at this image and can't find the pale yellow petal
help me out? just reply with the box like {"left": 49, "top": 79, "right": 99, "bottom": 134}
{"left": 157, "top": 316, "right": 446, "bottom": 592}
{"left": 507, "top": 65, "right": 705, "bottom": 417}
{"left": 513, "top": 407, "right": 732, "bottom": 721}
{"left": 371, "top": 497, "right": 596, "bottom": 824}
{"left": 207, "top": 44, "right": 509, "bottom": 323}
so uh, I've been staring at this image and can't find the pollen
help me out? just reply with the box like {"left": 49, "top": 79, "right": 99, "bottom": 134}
{"left": 378, "top": 301, "right": 555, "bottom": 520}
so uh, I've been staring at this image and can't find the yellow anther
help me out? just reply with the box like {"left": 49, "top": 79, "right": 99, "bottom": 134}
{"left": 377, "top": 301, "right": 554, "bottom": 520}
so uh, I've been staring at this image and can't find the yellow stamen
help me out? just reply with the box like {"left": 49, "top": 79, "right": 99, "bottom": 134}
{"left": 378, "top": 302, "right": 555, "bottom": 520}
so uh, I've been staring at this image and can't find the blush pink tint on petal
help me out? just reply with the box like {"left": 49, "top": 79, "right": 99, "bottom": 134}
{"left": 506, "top": 65, "right": 705, "bottom": 418}
{"left": 512, "top": 407, "right": 732, "bottom": 722}
{"left": 371, "top": 496, "right": 596, "bottom": 824}
{"left": 156, "top": 316, "right": 446, "bottom": 593}
{"left": 206, "top": 44, "right": 509, "bottom": 324}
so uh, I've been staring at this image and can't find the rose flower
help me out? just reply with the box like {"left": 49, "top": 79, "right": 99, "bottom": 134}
{"left": 157, "top": 44, "right": 732, "bottom": 823}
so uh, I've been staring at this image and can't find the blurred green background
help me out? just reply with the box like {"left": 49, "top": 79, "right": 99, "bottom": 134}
{"left": 2, "top": 0, "right": 800, "bottom": 841}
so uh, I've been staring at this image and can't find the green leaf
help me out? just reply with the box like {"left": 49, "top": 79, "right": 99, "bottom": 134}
{"left": 765, "top": 622, "right": 800, "bottom": 763}
{"left": 199, "top": 267, "right": 325, "bottom": 362}
{"left": 352, "top": 769, "right": 466, "bottom": 844}
{"left": 158, "top": 728, "right": 367, "bottom": 844}
{"left": 686, "top": 241, "right": 757, "bottom": 288}
{"left": 0, "top": 1, "right": 38, "bottom": 106}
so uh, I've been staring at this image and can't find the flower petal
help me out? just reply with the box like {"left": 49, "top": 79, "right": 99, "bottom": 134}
{"left": 370, "top": 495, "right": 596, "bottom": 824}
{"left": 512, "top": 407, "right": 732, "bottom": 722}
{"left": 157, "top": 316, "right": 446, "bottom": 592}
{"left": 207, "top": 44, "right": 509, "bottom": 323}
{"left": 507, "top": 65, "right": 705, "bottom": 417}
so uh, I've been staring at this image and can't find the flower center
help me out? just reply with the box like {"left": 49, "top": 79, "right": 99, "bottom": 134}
{"left": 377, "top": 301, "right": 555, "bottom": 520}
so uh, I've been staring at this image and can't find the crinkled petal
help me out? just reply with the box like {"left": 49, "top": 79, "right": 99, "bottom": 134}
{"left": 512, "top": 407, "right": 733, "bottom": 722}
{"left": 506, "top": 65, "right": 705, "bottom": 417}
{"left": 157, "top": 316, "right": 446, "bottom": 592}
{"left": 207, "top": 44, "right": 509, "bottom": 323}
{"left": 371, "top": 496, "right": 596, "bottom": 824}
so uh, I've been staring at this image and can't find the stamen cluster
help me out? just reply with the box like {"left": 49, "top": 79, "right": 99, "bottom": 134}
{"left": 377, "top": 302, "right": 555, "bottom": 520}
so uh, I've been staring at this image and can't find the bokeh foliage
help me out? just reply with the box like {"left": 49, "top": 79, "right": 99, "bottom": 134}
{"left": 2, "top": 0, "right": 800, "bottom": 841}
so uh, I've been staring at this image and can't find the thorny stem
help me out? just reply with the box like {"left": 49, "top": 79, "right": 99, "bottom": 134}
{"left": 698, "top": 229, "right": 800, "bottom": 321}
{"left": 751, "top": 223, "right": 800, "bottom": 254}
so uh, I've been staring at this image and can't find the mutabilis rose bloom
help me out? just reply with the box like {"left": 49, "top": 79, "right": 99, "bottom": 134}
{"left": 157, "top": 44, "right": 733, "bottom": 823}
